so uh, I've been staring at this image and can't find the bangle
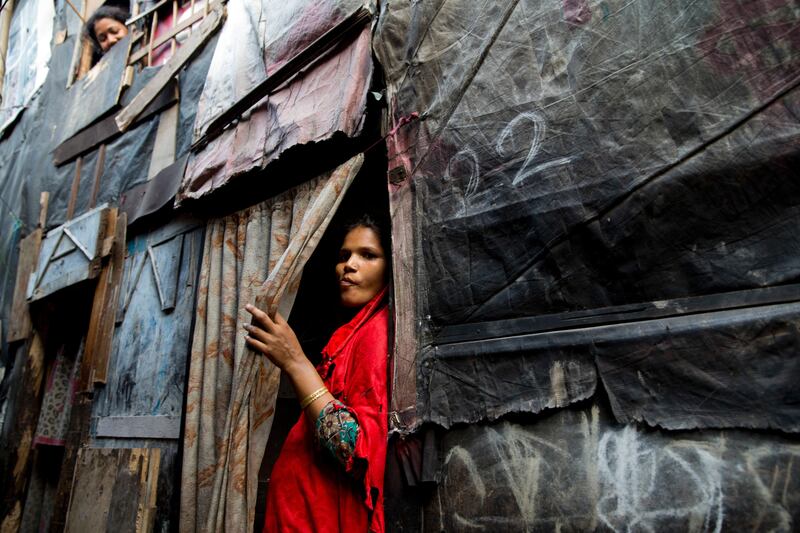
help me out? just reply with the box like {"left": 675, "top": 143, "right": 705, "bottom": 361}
{"left": 299, "top": 387, "right": 328, "bottom": 409}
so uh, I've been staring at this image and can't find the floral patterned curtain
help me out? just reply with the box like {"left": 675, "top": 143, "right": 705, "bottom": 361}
{"left": 180, "top": 154, "right": 363, "bottom": 532}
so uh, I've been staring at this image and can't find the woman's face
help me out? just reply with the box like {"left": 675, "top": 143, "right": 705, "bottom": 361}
{"left": 94, "top": 18, "right": 128, "bottom": 52}
{"left": 336, "top": 226, "right": 387, "bottom": 308}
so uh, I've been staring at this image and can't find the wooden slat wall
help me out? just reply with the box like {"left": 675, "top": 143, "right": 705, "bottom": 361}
{"left": 91, "top": 220, "right": 203, "bottom": 422}
{"left": 64, "top": 448, "right": 161, "bottom": 533}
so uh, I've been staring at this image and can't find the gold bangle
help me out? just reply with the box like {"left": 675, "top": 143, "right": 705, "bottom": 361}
{"left": 299, "top": 387, "right": 328, "bottom": 409}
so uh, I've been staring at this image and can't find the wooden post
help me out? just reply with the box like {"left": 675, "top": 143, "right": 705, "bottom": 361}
{"left": 147, "top": 104, "right": 178, "bottom": 179}
{"left": 0, "top": 333, "right": 48, "bottom": 533}
{"left": 66, "top": 157, "right": 83, "bottom": 220}
{"left": 170, "top": 0, "right": 177, "bottom": 56}
{"left": 81, "top": 210, "right": 126, "bottom": 389}
{"left": 0, "top": 0, "right": 14, "bottom": 100}
{"left": 8, "top": 192, "right": 48, "bottom": 342}
{"left": 147, "top": 10, "right": 158, "bottom": 66}
{"left": 89, "top": 144, "right": 106, "bottom": 208}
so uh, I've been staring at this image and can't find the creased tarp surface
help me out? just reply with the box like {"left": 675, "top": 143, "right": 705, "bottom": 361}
{"left": 427, "top": 404, "right": 800, "bottom": 531}
{"left": 178, "top": 0, "right": 374, "bottom": 202}
{"left": 374, "top": 0, "right": 800, "bottom": 428}
{"left": 595, "top": 303, "right": 800, "bottom": 432}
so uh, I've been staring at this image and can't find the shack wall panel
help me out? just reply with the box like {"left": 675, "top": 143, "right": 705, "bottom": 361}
{"left": 424, "top": 403, "right": 800, "bottom": 532}
{"left": 91, "top": 219, "right": 203, "bottom": 422}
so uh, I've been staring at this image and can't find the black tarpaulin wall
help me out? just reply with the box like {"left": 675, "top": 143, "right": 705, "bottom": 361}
{"left": 375, "top": 0, "right": 800, "bottom": 429}
{"left": 0, "top": 6, "right": 217, "bottom": 317}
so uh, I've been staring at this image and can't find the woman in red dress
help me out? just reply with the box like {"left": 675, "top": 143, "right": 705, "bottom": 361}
{"left": 245, "top": 215, "right": 390, "bottom": 533}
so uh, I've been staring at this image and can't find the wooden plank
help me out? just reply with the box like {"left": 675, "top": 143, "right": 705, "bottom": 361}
{"left": 147, "top": 10, "right": 159, "bottom": 66}
{"left": 126, "top": 0, "right": 168, "bottom": 25}
{"left": 92, "top": 222, "right": 203, "bottom": 424}
{"left": 193, "top": 6, "right": 372, "bottom": 148}
{"left": 387, "top": 166, "right": 419, "bottom": 433}
{"left": 81, "top": 209, "right": 126, "bottom": 389}
{"left": 0, "top": 0, "right": 14, "bottom": 97}
{"left": 0, "top": 333, "right": 47, "bottom": 532}
{"left": 63, "top": 448, "right": 118, "bottom": 533}
{"left": 95, "top": 415, "right": 181, "bottom": 439}
{"left": 63, "top": 448, "right": 161, "bottom": 533}
{"left": 47, "top": 394, "right": 92, "bottom": 533}
{"left": 436, "top": 282, "right": 800, "bottom": 346}
{"left": 147, "top": 104, "right": 178, "bottom": 180}
{"left": 39, "top": 191, "right": 49, "bottom": 229}
{"left": 89, "top": 144, "right": 107, "bottom": 208}
{"left": 61, "top": 35, "right": 132, "bottom": 143}
{"left": 7, "top": 229, "right": 43, "bottom": 342}
{"left": 53, "top": 80, "right": 179, "bottom": 166}
{"left": 66, "top": 157, "right": 83, "bottom": 220}
{"left": 116, "top": 5, "right": 224, "bottom": 132}
{"left": 128, "top": 5, "right": 207, "bottom": 64}
{"left": 29, "top": 206, "right": 110, "bottom": 302}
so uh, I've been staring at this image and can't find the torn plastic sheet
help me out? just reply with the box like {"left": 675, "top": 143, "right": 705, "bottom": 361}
{"left": 190, "top": 0, "right": 373, "bottom": 140}
{"left": 374, "top": 0, "right": 800, "bottom": 429}
{"left": 422, "top": 338, "right": 597, "bottom": 428}
{"left": 178, "top": 0, "right": 374, "bottom": 202}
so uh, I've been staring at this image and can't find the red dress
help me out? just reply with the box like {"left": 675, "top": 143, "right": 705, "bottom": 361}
{"left": 264, "top": 289, "right": 389, "bottom": 533}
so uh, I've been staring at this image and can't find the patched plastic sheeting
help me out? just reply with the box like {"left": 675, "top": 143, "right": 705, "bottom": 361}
{"left": 178, "top": 0, "right": 374, "bottom": 202}
{"left": 422, "top": 340, "right": 597, "bottom": 427}
{"left": 595, "top": 302, "right": 800, "bottom": 432}
{"left": 374, "top": 0, "right": 800, "bottom": 428}
{"left": 426, "top": 404, "right": 800, "bottom": 531}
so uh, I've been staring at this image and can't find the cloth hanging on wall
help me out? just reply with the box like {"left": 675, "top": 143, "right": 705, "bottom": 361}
{"left": 33, "top": 339, "right": 84, "bottom": 447}
{"left": 180, "top": 153, "right": 363, "bottom": 532}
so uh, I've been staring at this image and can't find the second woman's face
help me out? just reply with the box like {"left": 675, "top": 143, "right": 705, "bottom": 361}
{"left": 336, "top": 226, "right": 387, "bottom": 308}
{"left": 94, "top": 18, "right": 128, "bottom": 52}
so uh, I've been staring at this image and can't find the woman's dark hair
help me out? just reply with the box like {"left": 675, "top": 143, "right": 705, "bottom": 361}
{"left": 84, "top": 6, "right": 130, "bottom": 52}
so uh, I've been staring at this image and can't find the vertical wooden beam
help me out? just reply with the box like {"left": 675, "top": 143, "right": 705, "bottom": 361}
{"left": 7, "top": 230, "right": 42, "bottom": 342}
{"left": 82, "top": 210, "right": 126, "bottom": 389}
{"left": 66, "top": 157, "right": 83, "bottom": 220}
{"left": 170, "top": 0, "right": 178, "bottom": 56}
{"left": 388, "top": 167, "right": 419, "bottom": 433}
{"left": 8, "top": 192, "right": 48, "bottom": 342}
{"left": 47, "top": 394, "right": 93, "bottom": 533}
{"left": 147, "top": 11, "right": 158, "bottom": 66}
{"left": 147, "top": 104, "right": 178, "bottom": 179}
{"left": 0, "top": 333, "right": 47, "bottom": 533}
{"left": 38, "top": 191, "right": 49, "bottom": 229}
{"left": 89, "top": 144, "right": 106, "bottom": 208}
{"left": 0, "top": 0, "right": 14, "bottom": 99}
